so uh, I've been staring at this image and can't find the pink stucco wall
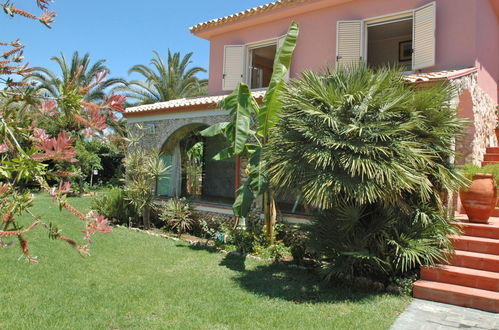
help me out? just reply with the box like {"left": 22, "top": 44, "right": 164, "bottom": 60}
{"left": 202, "top": 0, "right": 497, "bottom": 102}
{"left": 476, "top": 0, "right": 499, "bottom": 104}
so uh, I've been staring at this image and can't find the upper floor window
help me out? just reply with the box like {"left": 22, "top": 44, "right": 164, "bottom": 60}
{"left": 367, "top": 18, "right": 413, "bottom": 71}
{"left": 249, "top": 44, "right": 277, "bottom": 89}
{"left": 337, "top": 1, "right": 436, "bottom": 72}
{"left": 222, "top": 36, "right": 287, "bottom": 91}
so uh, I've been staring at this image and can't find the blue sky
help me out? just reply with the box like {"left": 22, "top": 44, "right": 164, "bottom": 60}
{"left": 3, "top": 0, "right": 271, "bottom": 80}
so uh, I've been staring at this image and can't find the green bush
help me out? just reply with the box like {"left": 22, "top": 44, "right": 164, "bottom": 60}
{"left": 461, "top": 163, "right": 499, "bottom": 186}
{"left": 91, "top": 187, "right": 136, "bottom": 225}
{"left": 276, "top": 224, "right": 309, "bottom": 264}
{"left": 267, "top": 66, "right": 467, "bottom": 282}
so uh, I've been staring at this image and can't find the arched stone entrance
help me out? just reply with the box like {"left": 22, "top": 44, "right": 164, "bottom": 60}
{"left": 156, "top": 122, "right": 236, "bottom": 202}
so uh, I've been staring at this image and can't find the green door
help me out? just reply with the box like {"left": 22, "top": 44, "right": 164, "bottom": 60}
{"left": 157, "top": 155, "right": 173, "bottom": 196}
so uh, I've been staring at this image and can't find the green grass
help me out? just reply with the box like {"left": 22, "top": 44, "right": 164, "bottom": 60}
{"left": 1, "top": 194, "right": 411, "bottom": 329}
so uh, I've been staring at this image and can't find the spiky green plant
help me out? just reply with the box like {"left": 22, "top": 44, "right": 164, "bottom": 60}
{"left": 267, "top": 65, "right": 467, "bottom": 280}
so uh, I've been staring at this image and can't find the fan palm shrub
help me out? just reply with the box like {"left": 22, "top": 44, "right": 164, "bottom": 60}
{"left": 267, "top": 65, "right": 467, "bottom": 281}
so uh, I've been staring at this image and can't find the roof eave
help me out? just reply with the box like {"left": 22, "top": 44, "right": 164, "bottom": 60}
{"left": 190, "top": 0, "right": 353, "bottom": 39}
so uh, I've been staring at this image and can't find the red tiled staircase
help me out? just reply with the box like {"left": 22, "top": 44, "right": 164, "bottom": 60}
{"left": 413, "top": 217, "right": 499, "bottom": 313}
{"left": 483, "top": 147, "right": 499, "bottom": 217}
{"left": 481, "top": 147, "right": 499, "bottom": 167}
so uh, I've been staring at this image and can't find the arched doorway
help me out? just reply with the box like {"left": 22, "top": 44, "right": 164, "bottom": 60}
{"left": 157, "top": 123, "right": 236, "bottom": 203}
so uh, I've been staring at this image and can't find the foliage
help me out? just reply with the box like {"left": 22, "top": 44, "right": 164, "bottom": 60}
{"left": 201, "top": 22, "right": 300, "bottom": 243}
{"left": 461, "top": 163, "right": 499, "bottom": 186}
{"left": 25, "top": 52, "right": 125, "bottom": 106}
{"left": 184, "top": 141, "right": 203, "bottom": 195}
{"left": 253, "top": 241, "right": 290, "bottom": 260}
{"left": 276, "top": 224, "right": 309, "bottom": 264}
{"left": 266, "top": 66, "right": 467, "bottom": 281}
{"left": 0, "top": 0, "right": 121, "bottom": 260}
{"left": 116, "top": 50, "right": 207, "bottom": 105}
{"left": 91, "top": 188, "right": 136, "bottom": 225}
{"left": 308, "top": 202, "right": 459, "bottom": 282}
{"left": 160, "top": 197, "right": 196, "bottom": 236}
{"left": 123, "top": 149, "right": 170, "bottom": 229}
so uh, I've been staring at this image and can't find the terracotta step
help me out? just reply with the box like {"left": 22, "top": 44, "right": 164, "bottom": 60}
{"left": 450, "top": 250, "right": 499, "bottom": 272}
{"left": 484, "top": 154, "right": 499, "bottom": 161}
{"left": 413, "top": 280, "right": 499, "bottom": 313}
{"left": 449, "top": 235, "right": 499, "bottom": 255}
{"left": 421, "top": 265, "right": 499, "bottom": 292}
{"left": 482, "top": 161, "right": 499, "bottom": 167}
{"left": 449, "top": 250, "right": 499, "bottom": 272}
{"left": 452, "top": 221, "right": 499, "bottom": 239}
{"left": 486, "top": 147, "right": 499, "bottom": 154}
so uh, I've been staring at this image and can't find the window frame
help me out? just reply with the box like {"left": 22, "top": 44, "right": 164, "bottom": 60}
{"left": 363, "top": 10, "right": 415, "bottom": 72}
{"left": 244, "top": 38, "right": 279, "bottom": 91}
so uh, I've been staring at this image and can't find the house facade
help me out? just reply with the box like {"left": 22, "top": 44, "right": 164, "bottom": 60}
{"left": 125, "top": 0, "right": 499, "bottom": 216}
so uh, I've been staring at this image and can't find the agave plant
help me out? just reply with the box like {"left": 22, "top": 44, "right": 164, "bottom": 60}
{"left": 267, "top": 65, "right": 467, "bottom": 280}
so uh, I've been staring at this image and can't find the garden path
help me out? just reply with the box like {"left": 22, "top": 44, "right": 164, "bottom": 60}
{"left": 391, "top": 299, "right": 499, "bottom": 330}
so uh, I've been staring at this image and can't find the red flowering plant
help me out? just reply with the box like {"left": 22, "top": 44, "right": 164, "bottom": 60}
{"left": 0, "top": 0, "right": 121, "bottom": 261}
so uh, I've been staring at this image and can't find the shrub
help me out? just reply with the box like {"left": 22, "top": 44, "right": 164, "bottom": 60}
{"left": 267, "top": 66, "right": 467, "bottom": 282}
{"left": 276, "top": 224, "right": 308, "bottom": 264}
{"left": 91, "top": 188, "right": 136, "bottom": 225}
{"left": 461, "top": 163, "right": 499, "bottom": 186}
{"left": 160, "top": 198, "right": 196, "bottom": 237}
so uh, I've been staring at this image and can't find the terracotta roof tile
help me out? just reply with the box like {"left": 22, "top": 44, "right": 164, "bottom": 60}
{"left": 403, "top": 67, "right": 477, "bottom": 83}
{"left": 125, "top": 91, "right": 266, "bottom": 116}
{"left": 125, "top": 68, "right": 477, "bottom": 117}
{"left": 190, "top": 0, "right": 307, "bottom": 33}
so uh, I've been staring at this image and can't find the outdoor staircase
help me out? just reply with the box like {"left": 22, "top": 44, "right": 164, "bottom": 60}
{"left": 413, "top": 217, "right": 499, "bottom": 313}
{"left": 482, "top": 147, "right": 499, "bottom": 217}
{"left": 481, "top": 147, "right": 499, "bottom": 167}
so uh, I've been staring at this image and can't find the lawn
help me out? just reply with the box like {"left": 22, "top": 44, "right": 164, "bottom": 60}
{"left": 1, "top": 194, "right": 411, "bottom": 329}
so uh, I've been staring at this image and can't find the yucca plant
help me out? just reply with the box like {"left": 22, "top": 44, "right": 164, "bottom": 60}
{"left": 267, "top": 65, "right": 467, "bottom": 280}
{"left": 123, "top": 149, "right": 170, "bottom": 229}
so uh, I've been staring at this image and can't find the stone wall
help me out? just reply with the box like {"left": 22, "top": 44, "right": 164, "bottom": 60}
{"left": 128, "top": 112, "right": 232, "bottom": 198}
{"left": 128, "top": 114, "right": 231, "bottom": 153}
{"left": 450, "top": 72, "right": 498, "bottom": 166}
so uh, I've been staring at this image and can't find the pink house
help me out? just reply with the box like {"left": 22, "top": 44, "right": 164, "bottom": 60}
{"left": 125, "top": 0, "right": 499, "bottom": 211}
{"left": 124, "top": 0, "right": 499, "bottom": 312}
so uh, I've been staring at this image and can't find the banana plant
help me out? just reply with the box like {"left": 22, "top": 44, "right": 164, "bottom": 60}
{"left": 201, "top": 22, "right": 299, "bottom": 243}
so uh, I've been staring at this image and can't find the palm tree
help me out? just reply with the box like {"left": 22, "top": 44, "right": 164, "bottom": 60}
{"left": 24, "top": 51, "right": 126, "bottom": 194}
{"left": 118, "top": 50, "right": 207, "bottom": 105}
{"left": 266, "top": 65, "right": 468, "bottom": 281}
{"left": 25, "top": 51, "right": 125, "bottom": 103}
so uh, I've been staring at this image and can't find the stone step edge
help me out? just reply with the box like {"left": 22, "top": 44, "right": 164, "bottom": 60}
{"left": 413, "top": 280, "right": 499, "bottom": 313}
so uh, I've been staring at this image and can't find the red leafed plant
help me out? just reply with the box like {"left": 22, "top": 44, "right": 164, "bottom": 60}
{"left": 0, "top": 0, "right": 125, "bottom": 261}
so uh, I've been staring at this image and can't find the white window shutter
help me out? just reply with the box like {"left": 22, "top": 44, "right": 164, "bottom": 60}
{"left": 277, "top": 35, "right": 290, "bottom": 82}
{"left": 336, "top": 20, "right": 363, "bottom": 68}
{"left": 223, "top": 45, "right": 244, "bottom": 91}
{"left": 413, "top": 1, "right": 436, "bottom": 70}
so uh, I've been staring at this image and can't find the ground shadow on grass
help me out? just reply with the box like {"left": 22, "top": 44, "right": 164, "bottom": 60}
{"left": 218, "top": 254, "right": 379, "bottom": 304}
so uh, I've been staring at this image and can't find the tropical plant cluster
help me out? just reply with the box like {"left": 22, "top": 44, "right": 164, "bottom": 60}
{"left": 1, "top": 0, "right": 119, "bottom": 260}
{"left": 266, "top": 66, "right": 467, "bottom": 282}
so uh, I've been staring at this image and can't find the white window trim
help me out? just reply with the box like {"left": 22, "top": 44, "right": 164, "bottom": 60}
{"left": 362, "top": 10, "right": 414, "bottom": 71}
